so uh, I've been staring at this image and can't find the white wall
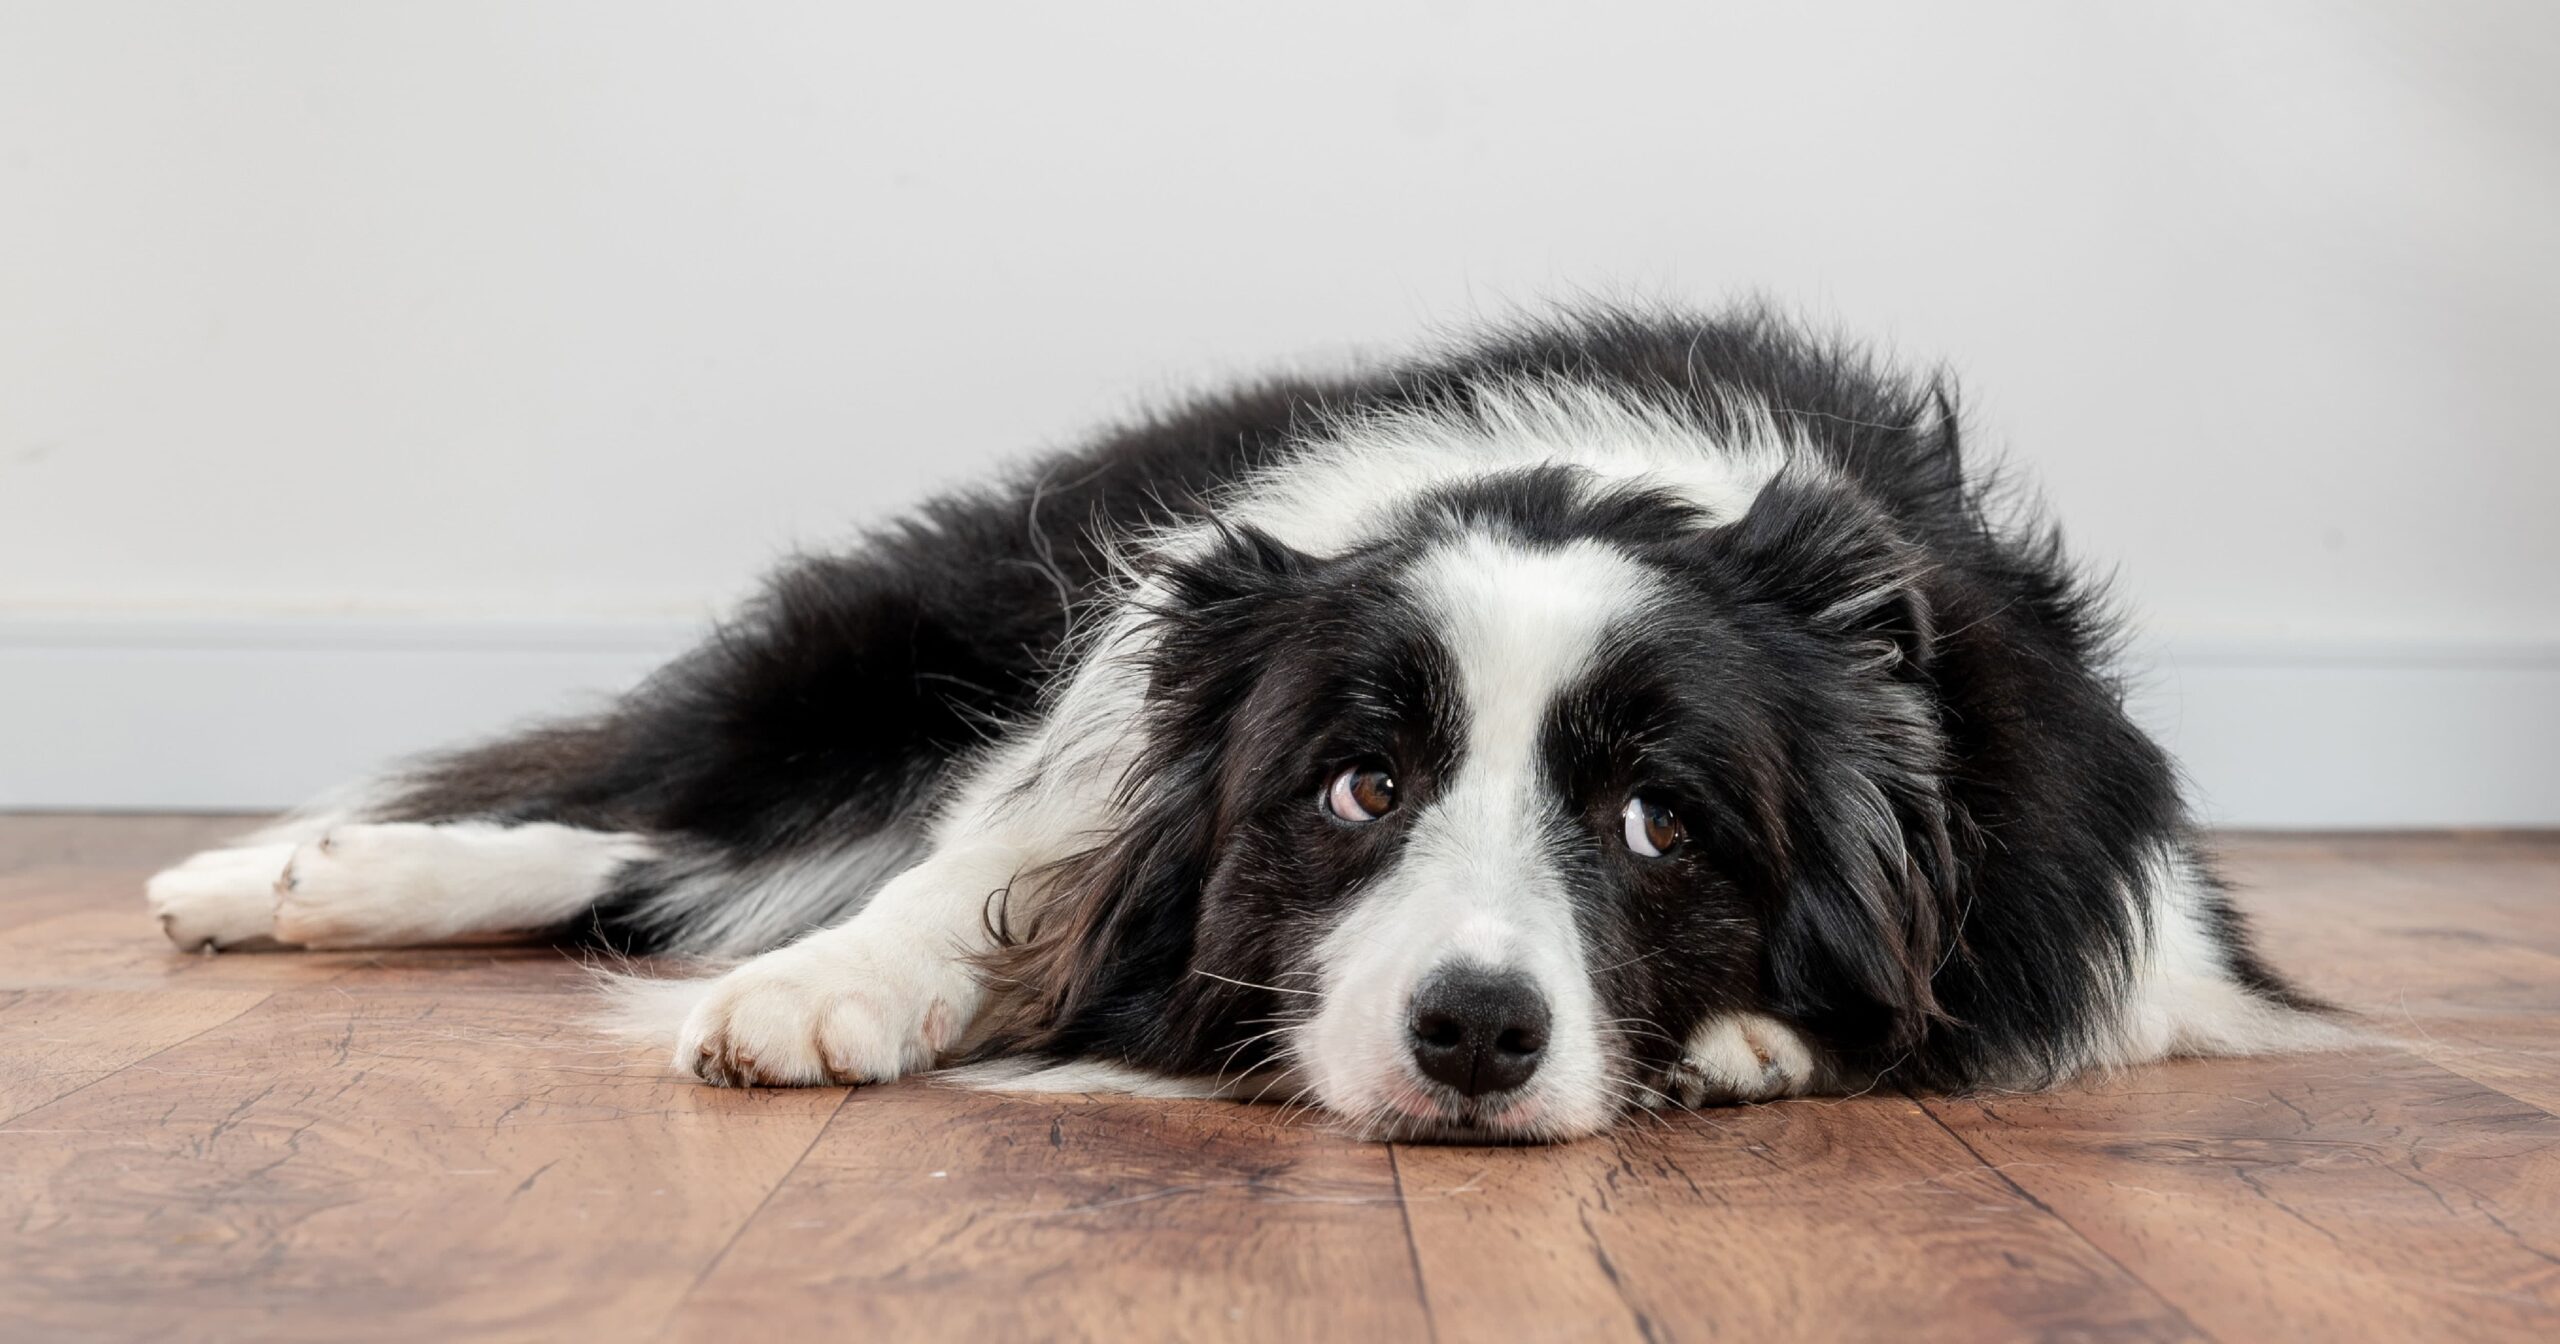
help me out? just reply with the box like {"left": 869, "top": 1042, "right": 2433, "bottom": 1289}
{"left": 3, "top": 2, "right": 2556, "bottom": 824}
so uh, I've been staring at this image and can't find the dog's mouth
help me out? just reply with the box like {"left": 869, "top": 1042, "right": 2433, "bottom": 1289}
{"left": 1337, "top": 1073, "right": 1588, "bottom": 1144}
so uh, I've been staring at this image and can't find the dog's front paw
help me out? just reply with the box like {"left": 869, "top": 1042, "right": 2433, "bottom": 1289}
{"left": 145, "top": 844, "right": 295, "bottom": 950}
{"left": 1665, "top": 1012, "right": 1820, "bottom": 1107}
{"left": 675, "top": 938, "right": 975, "bottom": 1088}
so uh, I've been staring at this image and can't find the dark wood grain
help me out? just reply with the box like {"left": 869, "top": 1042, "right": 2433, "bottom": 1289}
{"left": 0, "top": 816, "right": 2554, "bottom": 1342}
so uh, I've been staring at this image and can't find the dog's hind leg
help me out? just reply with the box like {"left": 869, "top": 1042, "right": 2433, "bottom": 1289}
{"left": 142, "top": 390, "right": 1291, "bottom": 959}
{"left": 148, "top": 821, "right": 654, "bottom": 951}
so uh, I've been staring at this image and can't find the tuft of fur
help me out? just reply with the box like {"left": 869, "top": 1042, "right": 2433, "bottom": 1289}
{"left": 585, "top": 961, "right": 740, "bottom": 1048}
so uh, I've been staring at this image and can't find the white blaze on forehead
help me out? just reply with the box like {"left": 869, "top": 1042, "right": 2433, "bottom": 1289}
{"left": 1416, "top": 532, "right": 1662, "bottom": 800}
{"left": 1404, "top": 531, "right": 1660, "bottom": 943}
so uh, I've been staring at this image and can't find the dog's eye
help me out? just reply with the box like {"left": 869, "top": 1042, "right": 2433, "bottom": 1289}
{"left": 1622, "top": 793, "right": 1685, "bottom": 858}
{"left": 1324, "top": 760, "right": 1398, "bottom": 823}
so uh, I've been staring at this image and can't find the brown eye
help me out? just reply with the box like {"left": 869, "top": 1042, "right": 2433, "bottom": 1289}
{"left": 1324, "top": 760, "right": 1398, "bottom": 823}
{"left": 1622, "top": 793, "right": 1685, "bottom": 858}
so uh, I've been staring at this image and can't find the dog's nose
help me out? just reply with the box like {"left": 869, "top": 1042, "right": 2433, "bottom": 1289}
{"left": 1407, "top": 965, "right": 1551, "bottom": 1097}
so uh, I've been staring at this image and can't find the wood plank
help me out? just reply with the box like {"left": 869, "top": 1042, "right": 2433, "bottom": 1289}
{"left": 0, "top": 813, "right": 261, "bottom": 937}
{"left": 0, "top": 987, "right": 272, "bottom": 1122}
{"left": 0, "top": 816, "right": 2554, "bottom": 1340}
{"left": 2230, "top": 839, "right": 2560, "bottom": 1114}
{"left": 1393, "top": 1094, "right": 2203, "bottom": 1341}
{"left": 0, "top": 987, "right": 843, "bottom": 1343}
{"left": 0, "top": 906, "right": 403, "bottom": 992}
{"left": 663, "top": 1083, "right": 1429, "bottom": 1342}
{"left": 1927, "top": 1051, "right": 2560, "bottom": 1341}
{"left": 2226, "top": 837, "right": 2560, "bottom": 962}
{"left": 2386, "top": 1014, "right": 2560, "bottom": 1118}
{"left": 0, "top": 866, "right": 159, "bottom": 935}
{"left": 2261, "top": 926, "right": 2560, "bottom": 1114}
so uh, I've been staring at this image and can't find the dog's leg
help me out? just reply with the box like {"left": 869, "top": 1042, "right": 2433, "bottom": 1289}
{"left": 146, "top": 821, "right": 653, "bottom": 951}
{"left": 674, "top": 840, "right": 1023, "bottom": 1086}
{"left": 1663, "top": 1012, "right": 1824, "bottom": 1106}
{"left": 667, "top": 613, "right": 1153, "bottom": 1087}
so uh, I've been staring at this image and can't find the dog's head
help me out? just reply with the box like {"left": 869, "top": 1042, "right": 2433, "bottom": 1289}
{"left": 981, "top": 435, "right": 1959, "bottom": 1140}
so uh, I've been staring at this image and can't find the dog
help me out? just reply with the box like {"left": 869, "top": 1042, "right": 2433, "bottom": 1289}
{"left": 144, "top": 308, "right": 2336, "bottom": 1141}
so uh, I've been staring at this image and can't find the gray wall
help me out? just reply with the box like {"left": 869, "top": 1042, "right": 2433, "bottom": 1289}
{"left": 4, "top": 2, "right": 2555, "bottom": 824}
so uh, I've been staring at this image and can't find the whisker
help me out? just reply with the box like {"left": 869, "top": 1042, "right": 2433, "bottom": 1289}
{"left": 1190, "top": 968, "right": 1321, "bottom": 997}
{"left": 1247, "top": 1067, "right": 1317, "bottom": 1112}
{"left": 1587, "top": 947, "right": 1673, "bottom": 976}
{"left": 1229, "top": 1012, "right": 1315, "bottom": 1028}
{"left": 1211, "top": 1023, "right": 1304, "bottom": 1084}
{"left": 1596, "top": 1083, "right": 1676, "bottom": 1130}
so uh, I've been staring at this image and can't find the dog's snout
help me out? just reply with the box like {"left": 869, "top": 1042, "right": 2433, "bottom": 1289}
{"left": 1406, "top": 965, "right": 1550, "bottom": 1097}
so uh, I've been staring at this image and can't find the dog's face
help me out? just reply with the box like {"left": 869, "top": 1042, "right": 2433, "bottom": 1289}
{"left": 989, "top": 467, "right": 1952, "bottom": 1141}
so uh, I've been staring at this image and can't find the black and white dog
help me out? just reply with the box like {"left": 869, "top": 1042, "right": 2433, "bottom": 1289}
{"left": 145, "top": 309, "right": 2334, "bottom": 1141}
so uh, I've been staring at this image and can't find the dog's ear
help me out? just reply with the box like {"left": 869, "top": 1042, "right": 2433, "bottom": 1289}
{"left": 1753, "top": 731, "right": 1959, "bottom": 1054}
{"left": 970, "top": 526, "right": 1315, "bottom": 1062}
{"left": 1710, "top": 474, "right": 1958, "bottom": 1050}
{"left": 1716, "top": 470, "right": 1936, "bottom": 674}
{"left": 1140, "top": 523, "right": 1318, "bottom": 746}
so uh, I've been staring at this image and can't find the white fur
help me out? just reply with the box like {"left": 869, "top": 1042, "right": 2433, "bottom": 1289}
{"left": 670, "top": 889, "right": 985, "bottom": 1085}
{"left": 145, "top": 842, "right": 299, "bottom": 950}
{"left": 146, "top": 821, "right": 652, "bottom": 950}
{"left": 1300, "top": 534, "right": 1658, "bottom": 1138}
{"left": 2096, "top": 843, "right": 2352, "bottom": 1068}
{"left": 592, "top": 966, "right": 736, "bottom": 1045}
{"left": 1665, "top": 1013, "right": 1824, "bottom": 1106}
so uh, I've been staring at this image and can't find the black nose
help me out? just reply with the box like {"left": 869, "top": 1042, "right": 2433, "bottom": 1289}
{"left": 1407, "top": 965, "right": 1551, "bottom": 1098}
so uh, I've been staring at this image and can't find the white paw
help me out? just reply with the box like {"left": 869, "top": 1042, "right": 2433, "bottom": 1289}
{"left": 270, "top": 823, "right": 449, "bottom": 948}
{"left": 144, "top": 844, "right": 294, "bottom": 950}
{"left": 1665, "top": 1012, "right": 1821, "bottom": 1106}
{"left": 676, "top": 935, "right": 978, "bottom": 1088}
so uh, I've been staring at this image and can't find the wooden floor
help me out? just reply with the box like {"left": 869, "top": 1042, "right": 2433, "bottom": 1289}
{"left": 3, "top": 819, "right": 2557, "bottom": 1342}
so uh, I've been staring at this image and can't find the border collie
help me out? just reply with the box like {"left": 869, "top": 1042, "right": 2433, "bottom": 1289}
{"left": 144, "top": 308, "right": 2335, "bottom": 1141}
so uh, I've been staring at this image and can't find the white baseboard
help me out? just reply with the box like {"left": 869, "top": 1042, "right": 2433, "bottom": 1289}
{"left": 3, "top": 617, "right": 2555, "bottom": 828}
{"left": 2122, "top": 637, "right": 2560, "bottom": 828}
